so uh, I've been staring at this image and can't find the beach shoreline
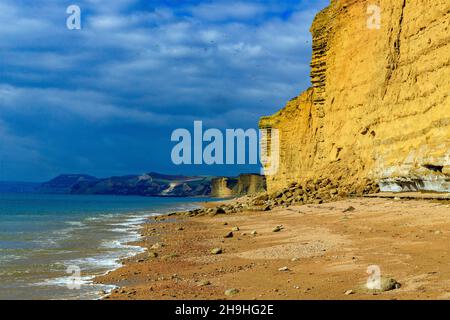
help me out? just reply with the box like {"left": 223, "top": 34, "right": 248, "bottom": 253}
{"left": 0, "top": 193, "right": 210, "bottom": 300}
{"left": 95, "top": 196, "right": 450, "bottom": 300}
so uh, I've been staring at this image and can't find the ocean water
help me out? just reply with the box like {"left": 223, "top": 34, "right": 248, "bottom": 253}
{"left": 0, "top": 193, "right": 204, "bottom": 300}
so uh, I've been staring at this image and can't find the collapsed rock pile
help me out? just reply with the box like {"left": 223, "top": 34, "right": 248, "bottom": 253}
{"left": 260, "top": 177, "right": 380, "bottom": 209}
{"left": 169, "top": 178, "right": 379, "bottom": 217}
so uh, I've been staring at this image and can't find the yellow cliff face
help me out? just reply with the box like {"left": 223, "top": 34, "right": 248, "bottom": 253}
{"left": 211, "top": 174, "right": 266, "bottom": 198}
{"left": 211, "top": 177, "right": 236, "bottom": 198}
{"left": 260, "top": 0, "right": 450, "bottom": 194}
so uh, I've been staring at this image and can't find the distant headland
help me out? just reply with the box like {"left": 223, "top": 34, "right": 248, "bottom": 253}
{"left": 0, "top": 172, "right": 266, "bottom": 198}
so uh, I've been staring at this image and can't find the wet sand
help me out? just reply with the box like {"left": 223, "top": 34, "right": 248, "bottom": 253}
{"left": 95, "top": 197, "right": 450, "bottom": 300}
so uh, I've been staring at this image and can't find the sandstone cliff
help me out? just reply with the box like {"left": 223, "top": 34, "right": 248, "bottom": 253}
{"left": 260, "top": 0, "right": 450, "bottom": 194}
{"left": 211, "top": 174, "right": 266, "bottom": 198}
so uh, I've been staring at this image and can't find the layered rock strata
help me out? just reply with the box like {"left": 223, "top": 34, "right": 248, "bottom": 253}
{"left": 260, "top": 0, "right": 450, "bottom": 194}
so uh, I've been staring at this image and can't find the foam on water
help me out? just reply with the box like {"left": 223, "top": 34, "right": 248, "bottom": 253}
{"left": 0, "top": 193, "right": 209, "bottom": 299}
{"left": 65, "top": 221, "right": 86, "bottom": 227}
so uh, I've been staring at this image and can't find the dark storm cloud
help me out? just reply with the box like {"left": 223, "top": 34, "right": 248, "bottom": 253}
{"left": 0, "top": 0, "right": 329, "bottom": 181}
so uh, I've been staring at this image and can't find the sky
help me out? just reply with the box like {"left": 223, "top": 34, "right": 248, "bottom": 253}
{"left": 0, "top": 0, "right": 329, "bottom": 182}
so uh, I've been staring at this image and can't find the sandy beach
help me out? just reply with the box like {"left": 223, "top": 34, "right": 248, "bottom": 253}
{"left": 95, "top": 196, "right": 450, "bottom": 300}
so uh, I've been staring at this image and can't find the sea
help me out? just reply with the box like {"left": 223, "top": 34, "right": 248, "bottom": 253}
{"left": 0, "top": 193, "right": 206, "bottom": 300}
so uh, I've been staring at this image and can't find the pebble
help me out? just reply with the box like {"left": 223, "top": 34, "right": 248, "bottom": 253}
{"left": 197, "top": 280, "right": 211, "bottom": 287}
{"left": 151, "top": 243, "right": 164, "bottom": 250}
{"left": 211, "top": 248, "right": 223, "bottom": 255}
{"left": 278, "top": 267, "right": 290, "bottom": 272}
{"left": 224, "top": 232, "right": 234, "bottom": 238}
{"left": 344, "top": 290, "right": 353, "bottom": 295}
{"left": 232, "top": 227, "right": 240, "bottom": 231}
{"left": 225, "top": 288, "right": 239, "bottom": 296}
{"left": 272, "top": 225, "right": 283, "bottom": 232}
{"left": 342, "top": 206, "right": 355, "bottom": 213}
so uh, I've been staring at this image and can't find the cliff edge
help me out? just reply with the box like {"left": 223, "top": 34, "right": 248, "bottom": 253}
{"left": 260, "top": 0, "right": 450, "bottom": 194}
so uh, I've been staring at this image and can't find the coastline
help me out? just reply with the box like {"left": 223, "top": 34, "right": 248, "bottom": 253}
{"left": 0, "top": 193, "right": 208, "bottom": 300}
{"left": 90, "top": 201, "right": 208, "bottom": 300}
{"left": 95, "top": 196, "right": 450, "bottom": 300}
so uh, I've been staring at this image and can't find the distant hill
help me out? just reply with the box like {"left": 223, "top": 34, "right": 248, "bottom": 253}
{"left": 38, "top": 174, "right": 99, "bottom": 194}
{"left": 38, "top": 173, "right": 214, "bottom": 197}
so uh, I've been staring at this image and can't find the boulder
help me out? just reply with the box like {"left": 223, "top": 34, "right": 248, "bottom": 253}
{"left": 211, "top": 248, "right": 223, "bottom": 255}
{"left": 215, "top": 207, "right": 226, "bottom": 214}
